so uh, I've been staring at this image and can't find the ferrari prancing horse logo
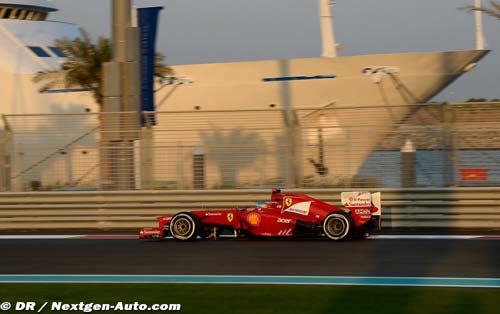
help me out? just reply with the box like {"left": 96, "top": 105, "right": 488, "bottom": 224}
{"left": 227, "top": 213, "right": 234, "bottom": 222}
{"left": 285, "top": 198, "right": 293, "bottom": 207}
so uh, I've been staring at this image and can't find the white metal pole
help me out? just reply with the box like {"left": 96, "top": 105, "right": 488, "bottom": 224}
{"left": 475, "top": 0, "right": 485, "bottom": 50}
{"left": 132, "top": 4, "right": 138, "bottom": 27}
{"left": 319, "top": 0, "right": 337, "bottom": 57}
{"left": 113, "top": 0, "right": 131, "bottom": 62}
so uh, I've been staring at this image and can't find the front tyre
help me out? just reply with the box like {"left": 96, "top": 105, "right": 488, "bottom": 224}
{"left": 170, "top": 212, "right": 200, "bottom": 241}
{"left": 323, "top": 212, "right": 352, "bottom": 241}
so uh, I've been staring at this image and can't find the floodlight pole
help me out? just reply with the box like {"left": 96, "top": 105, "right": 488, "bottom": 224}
{"left": 101, "top": 0, "right": 141, "bottom": 190}
{"left": 475, "top": 0, "right": 485, "bottom": 50}
{"left": 113, "top": 0, "right": 130, "bottom": 62}
{"left": 319, "top": 0, "right": 337, "bottom": 57}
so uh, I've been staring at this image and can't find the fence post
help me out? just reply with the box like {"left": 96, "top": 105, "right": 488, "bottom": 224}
{"left": 401, "top": 139, "right": 416, "bottom": 187}
{"left": 140, "top": 120, "right": 154, "bottom": 190}
{"left": 192, "top": 147, "right": 206, "bottom": 189}
{"left": 279, "top": 60, "right": 301, "bottom": 188}
{"left": 442, "top": 104, "right": 457, "bottom": 187}
{"left": 0, "top": 129, "right": 11, "bottom": 191}
{"left": 281, "top": 108, "right": 301, "bottom": 188}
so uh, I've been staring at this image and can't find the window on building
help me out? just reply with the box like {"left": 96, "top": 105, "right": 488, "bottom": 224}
{"left": 4, "top": 8, "right": 12, "bottom": 18}
{"left": 8, "top": 9, "right": 18, "bottom": 19}
{"left": 12, "top": 9, "right": 21, "bottom": 19}
{"left": 18, "top": 10, "right": 27, "bottom": 20}
{"left": 27, "top": 46, "right": 51, "bottom": 57}
{"left": 48, "top": 47, "right": 66, "bottom": 58}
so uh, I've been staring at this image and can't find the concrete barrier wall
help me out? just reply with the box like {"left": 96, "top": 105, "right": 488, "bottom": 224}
{"left": 1, "top": 188, "right": 499, "bottom": 229}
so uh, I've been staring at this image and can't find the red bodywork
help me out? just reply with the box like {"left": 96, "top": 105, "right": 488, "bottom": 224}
{"left": 139, "top": 189, "right": 381, "bottom": 240}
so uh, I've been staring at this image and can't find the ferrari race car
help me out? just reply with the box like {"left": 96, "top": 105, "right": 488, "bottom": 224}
{"left": 139, "top": 189, "right": 381, "bottom": 241}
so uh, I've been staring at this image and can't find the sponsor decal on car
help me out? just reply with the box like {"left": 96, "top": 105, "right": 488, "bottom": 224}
{"left": 227, "top": 213, "right": 234, "bottom": 222}
{"left": 283, "top": 201, "right": 312, "bottom": 216}
{"left": 355, "top": 209, "right": 371, "bottom": 215}
{"left": 342, "top": 192, "right": 372, "bottom": 207}
{"left": 277, "top": 218, "right": 292, "bottom": 224}
{"left": 204, "top": 212, "right": 222, "bottom": 216}
{"left": 285, "top": 198, "right": 293, "bottom": 207}
{"left": 247, "top": 212, "right": 261, "bottom": 226}
{"left": 278, "top": 229, "right": 293, "bottom": 236}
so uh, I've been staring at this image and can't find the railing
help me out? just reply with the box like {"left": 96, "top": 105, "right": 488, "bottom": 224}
{"left": 0, "top": 188, "right": 499, "bottom": 230}
{"left": 2, "top": 102, "right": 500, "bottom": 192}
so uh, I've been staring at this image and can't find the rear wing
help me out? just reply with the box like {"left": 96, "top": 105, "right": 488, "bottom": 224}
{"left": 341, "top": 191, "right": 382, "bottom": 229}
{"left": 370, "top": 192, "right": 381, "bottom": 216}
{"left": 341, "top": 191, "right": 381, "bottom": 212}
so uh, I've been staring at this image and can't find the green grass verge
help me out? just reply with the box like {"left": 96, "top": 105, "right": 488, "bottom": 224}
{"left": 0, "top": 284, "right": 499, "bottom": 314}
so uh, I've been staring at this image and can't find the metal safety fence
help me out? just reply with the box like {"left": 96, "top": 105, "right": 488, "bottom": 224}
{"left": 1, "top": 102, "right": 500, "bottom": 191}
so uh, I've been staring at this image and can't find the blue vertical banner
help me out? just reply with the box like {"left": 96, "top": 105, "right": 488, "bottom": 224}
{"left": 138, "top": 7, "right": 163, "bottom": 126}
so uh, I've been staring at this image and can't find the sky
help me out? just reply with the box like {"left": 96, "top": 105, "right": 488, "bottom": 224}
{"left": 49, "top": 0, "right": 500, "bottom": 102}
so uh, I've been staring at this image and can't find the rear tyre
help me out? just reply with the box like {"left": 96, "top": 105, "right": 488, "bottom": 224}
{"left": 170, "top": 212, "right": 201, "bottom": 241}
{"left": 323, "top": 212, "right": 352, "bottom": 241}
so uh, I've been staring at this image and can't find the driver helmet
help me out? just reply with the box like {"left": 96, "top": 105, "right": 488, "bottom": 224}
{"left": 256, "top": 201, "right": 268, "bottom": 209}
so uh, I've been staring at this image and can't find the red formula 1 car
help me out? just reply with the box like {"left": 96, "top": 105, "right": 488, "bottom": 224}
{"left": 139, "top": 189, "right": 381, "bottom": 241}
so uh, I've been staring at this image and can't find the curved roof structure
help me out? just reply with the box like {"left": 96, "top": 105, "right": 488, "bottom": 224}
{"left": 0, "top": 0, "right": 57, "bottom": 12}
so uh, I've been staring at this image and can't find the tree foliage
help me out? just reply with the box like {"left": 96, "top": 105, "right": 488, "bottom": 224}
{"left": 461, "top": 1, "right": 500, "bottom": 19}
{"left": 33, "top": 29, "right": 173, "bottom": 108}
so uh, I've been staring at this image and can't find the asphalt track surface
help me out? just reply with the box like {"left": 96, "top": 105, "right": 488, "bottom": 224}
{"left": 1, "top": 238, "right": 499, "bottom": 277}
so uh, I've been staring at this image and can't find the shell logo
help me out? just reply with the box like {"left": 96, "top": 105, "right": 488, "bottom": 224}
{"left": 247, "top": 212, "right": 261, "bottom": 226}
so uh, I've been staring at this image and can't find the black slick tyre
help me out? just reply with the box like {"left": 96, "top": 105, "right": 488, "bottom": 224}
{"left": 170, "top": 212, "right": 201, "bottom": 241}
{"left": 323, "top": 212, "right": 352, "bottom": 241}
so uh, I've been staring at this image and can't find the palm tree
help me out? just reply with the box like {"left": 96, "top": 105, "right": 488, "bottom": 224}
{"left": 33, "top": 29, "right": 173, "bottom": 190}
{"left": 462, "top": 1, "right": 500, "bottom": 19}
{"left": 33, "top": 29, "right": 173, "bottom": 109}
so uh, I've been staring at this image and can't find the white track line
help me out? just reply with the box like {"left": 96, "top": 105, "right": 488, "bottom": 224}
{"left": 0, "top": 275, "right": 499, "bottom": 288}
